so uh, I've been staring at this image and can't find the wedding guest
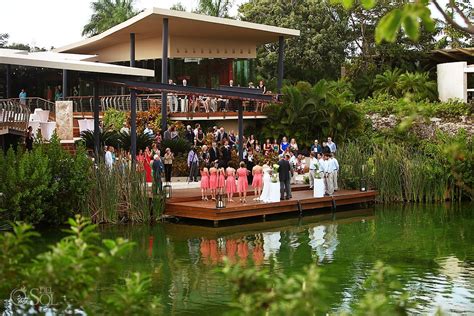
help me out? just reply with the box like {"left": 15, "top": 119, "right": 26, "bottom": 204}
{"left": 201, "top": 145, "right": 210, "bottom": 168}
{"left": 105, "top": 146, "right": 114, "bottom": 169}
{"left": 221, "top": 140, "right": 231, "bottom": 168}
{"left": 25, "top": 126, "right": 33, "bottom": 151}
{"left": 210, "top": 142, "right": 220, "bottom": 164}
{"left": 185, "top": 125, "right": 194, "bottom": 144}
{"left": 187, "top": 147, "right": 199, "bottom": 182}
{"left": 328, "top": 137, "right": 337, "bottom": 153}
{"left": 144, "top": 146, "right": 153, "bottom": 183}
{"left": 290, "top": 138, "right": 298, "bottom": 152}
{"left": 163, "top": 148, "right": 174, "bottom": 184}
{"left": 308, "top": 152, "right": 319, "bottom": 189}
{"left": 330, "top": 153, "right": 340, "bottom": 191}
{"left": 19, "top": 89, "right": 27, "bottom": 105}
{"left": 226, "top": 167, "right": 237, "bottom": 202}
{"left": 152, "top": 153, "right": 164, "bottom": 194}
{"left": 272, "top": 139, "right": 279, "bottom": 153}
{"left": 252, "top": 164, "right": 263, "bottom": 201}
{"left": 237, "top": 162, "right": 249, "bottom": 203}
{"left": 247, "top": 134, "right": 256, "bottom": 149}
{"left": 263, "top": 139, "right": 272, "bottom": 155}
{"left": 322, "top": 141, "right": 331, "bottom": 154}
{"left": 196, "top": 128, "right": 205, "bottom": 146}
{"left": 254, "top": 140, "right": 261, "bottom": 153}
{"left": 257, "top": 80, "right": 266, "bottom": 94}
{"left": 144, "top": 123, "right": 154, "bottom": 137}
{"left": 200, "top": 167, "right": 210, "bottom": 201}
{"left": 311, "top": 140, "right": 322, "bottom": 154}
{"left": 217, "top": 167, "right": 226, "bottom": 195}
{"left": 228, "top": 130, "right": 236, "bottom": 147}
{"left": 280, "top": 137, "right": 289, "bottom": 154}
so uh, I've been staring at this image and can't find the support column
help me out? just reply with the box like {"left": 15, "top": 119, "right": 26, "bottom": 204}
{"left": 5, "top": 64, "right": 11, "bottom": 98}
{"left": 130, "top": 89, "right": 137, "bottom": 168}
{"left": 62, "top": 69, "right": 68, "bottom": 99}
{"left": 161, "top": 18, "right": 169, "bottom": 133}
{"left": 93, "top": 79, "right": 100, "bottom": 161}
{"left": 238, "top": 100, "right": 244, "bottom": 162}
{"left": 277, "top": 36, "right": 285, "bottom": 93}
{"left": 130, "top": 33, "right": 136, "bottom": 67}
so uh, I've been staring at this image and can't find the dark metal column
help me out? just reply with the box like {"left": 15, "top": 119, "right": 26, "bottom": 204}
{"left": 161, "top": 18, "right": 169, "bottom": 133}
{"left": 62, "top": 69, "right": 68, "bottom": 99}
{"left": 93, "top": 78, "right": 100, "bottom": 161}
{"left": 277, "top": 36, "right": 285, "bottom": 93}
{"left": 130, "top": 33, "right": 136, "bottom": 67}
{"left": 5, "top": 64, "right": 11, "bottom": 98}
{"left": 130, "top": 89, "right": 137, "bottom": 168}
{"left": 238, "top": 100, "right": 244, "bottom": 162}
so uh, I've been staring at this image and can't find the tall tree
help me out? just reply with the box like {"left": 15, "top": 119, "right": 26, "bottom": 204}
{"left": 82, "top": 0, "right": 140, "bottom": 37}
{"left": 239, "top": 0, "right": 352, "bottom": 84}
{"left": 0, "top": 33, "right": 8, "bottom": 47}
{"left": 170, "top": 2, "right": 187, "bottom": 12}
{"left": 195, "top": 0, "right": 232, "bottom": 17}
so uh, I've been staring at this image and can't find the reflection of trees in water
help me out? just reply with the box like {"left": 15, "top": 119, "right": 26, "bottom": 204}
{"left": 308, "top": 224, "right": 339, "bottom": 263}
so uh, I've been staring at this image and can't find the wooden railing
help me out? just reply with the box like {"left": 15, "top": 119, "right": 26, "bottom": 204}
{"left": 0, "top": 99, "right": 30, "bottom": 133}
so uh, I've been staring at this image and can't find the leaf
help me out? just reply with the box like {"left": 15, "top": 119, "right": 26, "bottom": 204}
{"left": 360, "top": 0, "right": 377, "bottom": 10}
{"left": 402, "top": 14, "right": 420, "bottom": 40}
{"left": 342, "top": 0, "right": 354, "bottom": 9}
{"left": 375, "top": 8, "right": 403, "bottom": 43}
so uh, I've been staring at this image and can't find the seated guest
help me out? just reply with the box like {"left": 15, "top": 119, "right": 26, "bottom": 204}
{"left": 290, "top": 138, "right": 298, "bottom": 152}
{"left": 280, "top": 137, "right": 289, "bottom": 154}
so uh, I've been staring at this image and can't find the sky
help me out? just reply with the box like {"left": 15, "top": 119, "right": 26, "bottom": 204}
{"left": 0, "top": 0, "right": 244, "bottom": 49}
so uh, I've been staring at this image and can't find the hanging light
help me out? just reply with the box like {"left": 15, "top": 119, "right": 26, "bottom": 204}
{"left": 216, "top": 193, "right": 226, "bottom": 209}
{"left": 163, "top": 184, "right": 172, "bottom": 199}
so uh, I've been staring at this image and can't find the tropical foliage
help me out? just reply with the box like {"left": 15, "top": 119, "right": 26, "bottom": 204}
{"left": 262, "top": 80, "right": 362, "bottom": 147}
{"left": 195, "top": 0, "right": 232, "bottom": 17}
{"left": 103, "top": 108, "right": 127, "bottom": 131}
{"left": 373, "top": 69, "right": 437, "bottom": 101}
{"left": 82, "top": 0, "right": 140, "bottom": 37}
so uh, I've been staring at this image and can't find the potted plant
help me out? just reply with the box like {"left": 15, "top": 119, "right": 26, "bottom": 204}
{"left": 313, "top": 162, "right": 325, "bottom": 198}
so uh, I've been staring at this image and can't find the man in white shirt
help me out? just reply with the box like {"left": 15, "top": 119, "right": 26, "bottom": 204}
{"left": 330, "top": 154, "right": 339, "bottom": 191}
{"left": 144, "top": 124, "right": 154, "bottom": 137}
{"left": 327, "top": 137, "right": 337, "bottom": 153}
{"left": 322, "top": 153, "right": 334, "bottom": 195}
{"left": 105, "top": 146, "right": 114, "bottom": 169}
{"left": 308, "top": 152, "right": 319, "bottom": 189}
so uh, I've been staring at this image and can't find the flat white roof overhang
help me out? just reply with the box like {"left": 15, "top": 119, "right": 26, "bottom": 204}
{"left": 0, "top": 49, "right": 154, "bottom": 77}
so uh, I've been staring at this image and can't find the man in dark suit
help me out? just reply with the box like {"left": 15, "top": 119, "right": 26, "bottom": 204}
{"left": 221, "top": 140, "right": 231, "bottom": 168}
{"left": 278, "top": 154, "right": 292, "bottom": 200}
{"left": 209, "top": 142, "right": 220, "bottom": 164}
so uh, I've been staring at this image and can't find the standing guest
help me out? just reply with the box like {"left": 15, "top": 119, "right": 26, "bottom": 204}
{"left": 25, "top": 126, "right": 33, "bottom": 152}
{"left": 144, "top": 146, "right": 153, "bottom": 183}
{"left": 228, "top": 130, "right": 237, "bottom": 148}
{"left": 19, "top": 89, "right": 27, "bottom": 105}
{"left": 272, "top": 139, "right": 279, "bottom": 153}
{"left": 200, "top": 167, "right": 210, "bottom": 201}
{"left": 185, "top": 125, "right": 195, "bottom": 144}
{"left": 263, "top": 139, "right": 272, "bottom": 155}
{"left": 209, "top": 142, "right": 220, "bottom": 164}
{"left": 280, "top": 137, "right": 289, "bottom": 154}
{"left": 54, "top": 86, "right": 62, "bottom": 101}
{"left": 187, "top": 147, "right": 199, "bottom": 182}
{"left": 193, "top": 123, "right": 201, "bottom": 137}
{"left": 218, "top": 167, "right": 226, "bottom": 195}
{"left": 151, "top": 143, "right": 160, "bottom": 157}
{"left": 295, "top": 154, "right": 305, "bottom": 175}
{"left": 237, "top": 162, "right": 249, "bottom": 203}
{"left": 201, "top": 145, "right": 210, "bottom": 168}
{"left": 327, "top": 137, "right": 337, "bottom": 153}
{"left": 155, "top": 132, "right": 162, "bottom": 147}
{"left": 105, "top": 146, "right": 114, "bottom": 169}
{"left": 163, "top": 148, "right": 174, "bottom": 184}
{"left": 137, "top": 149, "right": 145, "bottom": 172}
{"left": 289, "top": 138, "right": 299, "bottom": 152}
{"left": 144, "top": 123, "right": 154, "bottom": 137}
{"left": 221, "top": 140, "right": 231, "bottom": 168}
{"left": 254, "top": 140, "right": 261, "bottom": 153}
{"left": 311, "top": 140, "right": 322, "bottom": 154}
{"left": 217, "top": 127, "right": 228, "bottom": 143}
{"left": 246, "top": 148, "right": 255, "bottom": 185}
{"left": 209, "top": 166, "right": 218, "bottom": 200}
{"left": 322, "top": 141, "right": 331, "bottom": 154}
{"left": 196, "top": 128, "right": 205, "bottom": 146}
{"left": 330, "top": 153, "right": 340, "bottom": 191}
{"left": 247, "top": 135, "right": 256, "bottom": 149}
{"left": 252, "top": 164, "right": 263, "bottom": 201}
{"left": 257, "top": 80, "right": 267, "bottom": 94}
{"left": 308, "top": 152, "right": 319, "bottom": 189}
{"left": 169, "top": 125, "right": 179, "bottom": 140}
{"left": 278, "top": 154, "right": 292, "bottom": 200}
{"left": 163, "top": 126, "right": 172, "bottom": 140}
{"left": 226, "top": 167, "right": 237, "bottom": 202}
{"left": 152, "top": 153, "right": 164, "bottom": 194}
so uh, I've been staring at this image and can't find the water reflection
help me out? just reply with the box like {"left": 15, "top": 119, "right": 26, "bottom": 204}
{"left": 91, "top": 204, "right": 474, "bottom": 315}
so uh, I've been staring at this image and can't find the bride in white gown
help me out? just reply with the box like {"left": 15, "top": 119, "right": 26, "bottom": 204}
{"left": 260, "top": 164, "right": 272, "bottom": 203}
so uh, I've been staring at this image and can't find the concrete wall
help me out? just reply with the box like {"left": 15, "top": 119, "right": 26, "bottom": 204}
{"left": 55, "top": 101, "right": 73, "bottom": 141}
{"left": 437, "top": 62, "right": 467, "bottom": 102}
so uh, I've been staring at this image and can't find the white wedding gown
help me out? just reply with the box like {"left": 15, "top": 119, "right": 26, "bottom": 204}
{"left": 260, "top": 165, "right": 272, "bottom": 203}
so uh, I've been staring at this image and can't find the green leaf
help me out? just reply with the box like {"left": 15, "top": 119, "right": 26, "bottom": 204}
{"left": 360, "top": 0, "right": 377, "bottom": 10}
{"left": 342, "top": 0, "right": 354, "bottom": 9}
{"left": 375, "top": 8, "right": 403, "bottom": 43}
{"left": 402, "top": 14, "right": 420, "bottom": 40}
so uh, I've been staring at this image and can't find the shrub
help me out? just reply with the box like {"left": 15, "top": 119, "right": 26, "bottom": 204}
{"left": 103, "top": 108, "right": 127, "bottom": 131}
{"left": 118, "top": 131, "right": 154, "bottom": 151}
{"left": 160, "top": 138, "right": 191, "bottom": 155}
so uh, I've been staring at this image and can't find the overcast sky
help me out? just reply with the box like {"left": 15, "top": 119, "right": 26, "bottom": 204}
{"left": 0, "top": 0, "right": 244, "bottom": 49}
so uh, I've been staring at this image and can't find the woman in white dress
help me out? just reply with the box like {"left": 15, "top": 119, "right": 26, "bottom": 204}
{"left": 260, "top": 163, "right": 272, "bottom": 203}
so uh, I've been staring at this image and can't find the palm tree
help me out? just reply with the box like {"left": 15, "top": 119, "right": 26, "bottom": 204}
{"left": 82, "top": 0, "right": 140, "bottom": 37}
{"left": 373, "top": 68, "right": 402, "bottom": 97}
{"left": 196, "top": 0, "right": 232, "bottom": 17}
{"left": 397, "top": 72, "right": 437, "bottom": 101}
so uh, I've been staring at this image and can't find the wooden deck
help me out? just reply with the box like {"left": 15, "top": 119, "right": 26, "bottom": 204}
{"left": 165, "top": 185, "right": 377, "bottom": 224}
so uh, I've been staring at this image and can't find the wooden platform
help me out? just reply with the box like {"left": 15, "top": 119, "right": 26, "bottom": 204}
{"left": 165, "top": 186, "right": 377, "bottom": 224}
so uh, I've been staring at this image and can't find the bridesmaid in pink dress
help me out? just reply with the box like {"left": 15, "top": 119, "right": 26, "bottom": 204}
{"left": 209, "top": 167, "right": 218, "bottom": 200}
{"left": 225, "top": 167, "right": 236, "bottom": 202}
{"left": 201, "top": 168, "right": 209, "bottom": 201}
{"left": 237, "top": 162, "right": 249, "bottom": 203}
{"left": 252, "top": 164, "right": 263, "bottom": 201}
{"left": 217, "top": 167, "right": 226, "bottom": 195}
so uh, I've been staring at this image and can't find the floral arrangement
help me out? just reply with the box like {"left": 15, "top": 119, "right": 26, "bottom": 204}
{"left": 313, "top": 162, "right": 322, "bottom": 179}
{"left": 271, "top": 164, "right": 279, "bottom": 183}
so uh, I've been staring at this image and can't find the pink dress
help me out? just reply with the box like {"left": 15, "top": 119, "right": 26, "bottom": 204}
{"left": 252, "top": 169, "right": 263, "bottom": 189}
{"left": 218, "top": 172, "right": 226, "bottom": 189}
{"left": 209, "top": 169, "right": 218, "bottom": 190}
{"left": 237, "top": 168, "right": 248, "bottom": 193}
{"left": 201, "top": 171, "right": 209, "bottom": 189}
{"left": 225, "top": 170, "right": 236, "bottom": 194}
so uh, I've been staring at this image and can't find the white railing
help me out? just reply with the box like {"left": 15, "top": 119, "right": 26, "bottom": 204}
{"left": 0, "top": 99, "right": 30, "bottom": 132}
